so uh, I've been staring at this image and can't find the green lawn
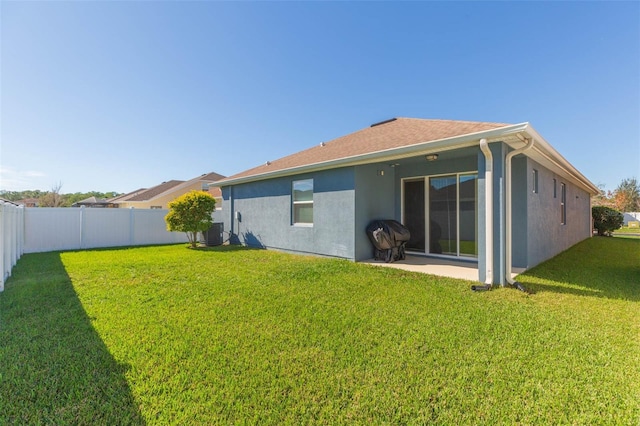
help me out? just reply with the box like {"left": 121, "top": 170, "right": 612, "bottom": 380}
{"left": 1, "top": 238, "right": 639, "bottom": 424}
{"left": 614, "top": 226, "right": 640, "bottom": 239}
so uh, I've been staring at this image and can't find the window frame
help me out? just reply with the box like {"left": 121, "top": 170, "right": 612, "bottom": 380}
{"left": 560, "top": 182, "right": 566, "bottom": 225}
{"left": 292, "top": 178, "right": 314, "bottom": 226}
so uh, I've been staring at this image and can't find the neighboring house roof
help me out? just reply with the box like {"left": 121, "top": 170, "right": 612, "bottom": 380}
{"left": 209, "top": 186, "right": 222, "bottom": 198}
{"left": 1, "top": 198, "right": 22, "bottom": 206}
{"left": 108, "top": 188, "right": 147, "bottom": 203}
{"left": 125, "top": 180, "right": 185, "bottom": 202}
{"left": 72, "top": 196, "right": 117, "bottom": 207}
{"left": 14, "top": 198, "right": 39, "bottom": 207}
{"left": 200, "top": 172, "right": 226, "bottom": 182}
{"left": 112, "top": 172, "right": 226, "bottom": 205}
{"left": 75, "top": 196, "right": 108, "bottom": 204}
{"left": 214, "top": 117, "right": 598, "bottom": 195}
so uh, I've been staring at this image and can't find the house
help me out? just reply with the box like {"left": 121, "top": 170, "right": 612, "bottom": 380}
{"left": 15, "top": 198, "right": 39, "bottom": 208}
{"left": 112, "top": 172, "right": 225, "bottom": 209}
{"left": 71, "top": 196, "right": 118, "bottom": 208}
{"left": 623, "top": 212, "right": 640, "bottom": 227}
{"left": 212, "top": 118, "right": 599, "bottom": 285}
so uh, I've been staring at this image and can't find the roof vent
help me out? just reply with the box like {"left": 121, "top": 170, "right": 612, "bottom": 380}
{"left": 265, "top": 161, "right": 271, "bottom": 166}
{"left": 320, "top": 142, "right": 326, "bottom": 147}
{"left": 370, "top": 118, "right": 397, "bottom": 127}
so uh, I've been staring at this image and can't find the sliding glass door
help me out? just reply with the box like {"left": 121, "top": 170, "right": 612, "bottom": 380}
{"left": 403, "top": 179, "right": 425, "bottom": 251}
{"left": 458, "top": 174, "right": 478, "bottom": 257}
{"left": 403, "top": 173, "right": 477, "bottom": 258}
{"left": 429, "top": 175, "right": 458, "bottom": 255}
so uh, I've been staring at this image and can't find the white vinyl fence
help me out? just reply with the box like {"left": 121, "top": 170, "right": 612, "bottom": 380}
{"left": 0, "top": 201, "right": 25, "bottom": 292}
{"left": 0, "top": 206, "right": 225, "bottom": 291}
{"left": 23, "top": 207, "right": 190, "bottom": 254}
{"left": 623, "top": 212, "right": 640, "bottom": 225}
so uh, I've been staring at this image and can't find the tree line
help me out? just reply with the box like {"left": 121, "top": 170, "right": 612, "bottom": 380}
{"left": 0, "top": 187, "right": 122, "bottom": 207}
{"left": 592, "top": 177, "right": 640, "bottom": 212}
{"left": 2, "top": 177, "right": 638, "bottom": 211}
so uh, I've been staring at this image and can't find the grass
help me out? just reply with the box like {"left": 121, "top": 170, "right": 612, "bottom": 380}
{"left": 613, "top": 225, "right": 640, "bottom": 238}
{"left": 1, "top": 238, "right": 639, "bottom": 424}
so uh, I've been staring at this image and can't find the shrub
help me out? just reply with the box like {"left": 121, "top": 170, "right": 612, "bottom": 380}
{"left": 165, "top": 191, "right": 216, "bottom": 247}
{"left": 592, "top": 206, "right": 623, "bottom": 236}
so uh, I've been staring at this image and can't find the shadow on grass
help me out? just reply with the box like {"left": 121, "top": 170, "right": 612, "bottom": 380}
{"left": 0, "top": 252, "right": 144, "bottom": 424}
{"left": 517, "top": 237, "right": 640, "bottom": 301}
{"left": 191, "top": 243, "right": 265, "bottom": 252}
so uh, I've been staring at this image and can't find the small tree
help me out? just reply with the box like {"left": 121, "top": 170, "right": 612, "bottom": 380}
{"left": 39, "top": 181, "right": 65, "bottom": 207}
{"left": 613, "top": 177, "right": 640, "bottom": 212}
{"left": 591, "top": 184, "right": 615, "bottom": 208}
{"left": 165, "top": 190, "right": 216, "bottom": 248}
{"left": 592, "top": 206, "right": 623, "bottom": 236}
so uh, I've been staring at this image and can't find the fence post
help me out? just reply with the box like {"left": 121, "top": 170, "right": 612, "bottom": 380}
{"left": 130, "top": 207, "right": 135, "bottom": 246}
{"left": 18, "top": 206, "right": 24, "bottom": 257}
{"left": 0, "top": 202, "right": 5, "bottom": 292}
{"left": 10, "top": 205, "right": 17, "bottom": 267}
{"left": 79, "top": 206, "right": 85, "bottom": 249}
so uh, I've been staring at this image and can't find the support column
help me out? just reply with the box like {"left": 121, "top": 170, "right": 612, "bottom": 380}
{"left": 478, "top": 143, "right": 507, "bottom": 285}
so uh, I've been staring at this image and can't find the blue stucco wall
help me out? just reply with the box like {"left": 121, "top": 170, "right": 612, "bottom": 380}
{"left": 219, "top": 143, "right": 592, "bottom": 281}
{"left": 354, "top": 163, "right": 396, "bottom": 261}
{"left": 220, "top": 167, "right": 357, "bottom": 259}
{"left": 511, "top": 156, "right": 529, "bottom": 268}
{"left": 521, "top": 158, "right": 592, "bottom": 268}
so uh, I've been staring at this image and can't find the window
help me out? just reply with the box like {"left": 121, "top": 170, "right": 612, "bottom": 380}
{"left": 292, "top": 179, "right": 313, "bottom": 225}
{"left": 560, "top": 183, "right": 566, "bottom": 225}
{"left": 553, "top": 178, "right": 557, "bottom": 198}
{"left": 532, "top": 169, "right": 539, "bottom": 193}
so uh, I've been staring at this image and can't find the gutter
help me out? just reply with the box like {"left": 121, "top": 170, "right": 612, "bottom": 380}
{"left": 520, "top": 126, "right": 599, "bottom": 195}
{"left": 212, "top": 123, "right": 532, "bottom": 187}
{"left": 479, "top": 139, "right": 493, "bottom": 286}
{"left": 472, "top": 138, "right": 494, "bottom": 292}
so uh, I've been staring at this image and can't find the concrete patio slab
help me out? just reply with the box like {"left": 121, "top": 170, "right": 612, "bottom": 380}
{"left": 361, "top": 255, "right": 479, "bottom": 281}
{"left": 361, "top": 255, "right": 527, "bottom": 282}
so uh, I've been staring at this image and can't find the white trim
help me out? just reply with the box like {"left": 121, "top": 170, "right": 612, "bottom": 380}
{"left": 214, "top": 122, "right": 598, "bottom": 198}
{"left": 507, "top": 125, "right": 599, "bottom": 195}
{"left": 479, "top": 139, "right": 493, "bottom": 285}
{"left": 215, "top": 123, "right": 531, "bottom": 187}
{"left": 292, "top": 178, "right": 314, "bottom": 225}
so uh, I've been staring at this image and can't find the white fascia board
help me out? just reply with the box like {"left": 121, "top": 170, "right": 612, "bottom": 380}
{"left": 509, "top": 124, "right": 600, "bottom": 195}
{"left": 213, "top": 123, "right": 532, "bottom": 187}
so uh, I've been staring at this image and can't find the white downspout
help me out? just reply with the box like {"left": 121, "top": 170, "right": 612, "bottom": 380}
{"left": 505, "top": 136, "right": 535, "bottom": 286}
{"left": 479, "top": 139, "right": 493, "bottom": 285}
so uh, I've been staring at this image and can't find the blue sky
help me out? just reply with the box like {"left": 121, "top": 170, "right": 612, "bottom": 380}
{"left": 1, "top": 1, "right": 638, "bottom": 194}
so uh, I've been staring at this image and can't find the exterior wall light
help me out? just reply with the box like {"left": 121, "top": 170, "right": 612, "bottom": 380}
{"left": 425, "top": 154, "right": 439, "bottom": 161}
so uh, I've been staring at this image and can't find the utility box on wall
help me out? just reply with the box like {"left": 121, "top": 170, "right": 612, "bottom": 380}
{"left": 203, "top": 222, "right": 224, "bottom": 246}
